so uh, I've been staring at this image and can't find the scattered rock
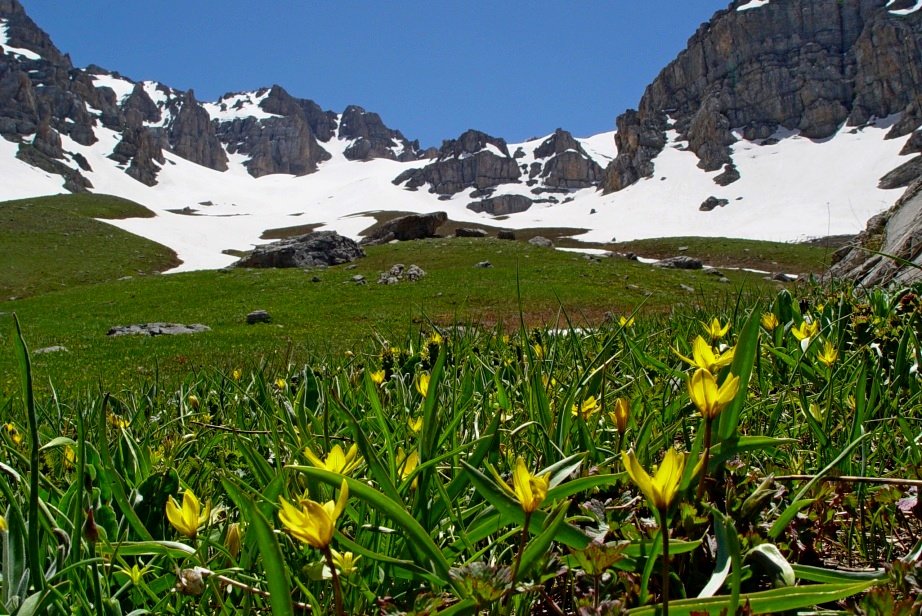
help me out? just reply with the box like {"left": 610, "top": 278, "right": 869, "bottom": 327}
{"left": 772, "top": 272, "right": 798, "bottom": 282}
{"left": 361, "top": 212, "right": 447, "bottom": 245}
{"left": 497, "top": 230, "right": 516, "bottom": 240}
{"left": 236, "top": 231, "right": 364, "bottom": 269}
{"left": 699, "top": 196, "right": 729, "bottom": 212}
{"left": 310, "top": 275, "right": 321, "bottom": 282}
{"left": 680, "top": 284, "right": 695, "bottom": 292}
{"left": 33, "top": 345, "right": 67, "bottom": 355}
{"left": 719, "top": 277, "right": 731, "bottom": 283}
{"left": 653, "top": 256, "right": 703, "bottom": 270}
{"left": 704, "top": 268, "right": 723, "bottom": 276}
{"left": 107, "top": 323, "right": 210, "bottom": 337}
{"left": 246, "top": 310, "right": 271, "bottom": 324}
{"left": 455, "top": 228, "right": 488, "bottom": 238}
{"left": 377, "top": 264, "right": 426, "bottom": 284}
{"left": 351, "top": 275, "right": 366, "bottom": 284}
{"left": 625, "top": 252, "right": 638, "bottom": 261}
{"left": 528, "top": 236, "right": 554, "bottom": 248}
{"left": 475, "top": 261, "right": 493, "bottom": 268}
{"left": 714, "top": 163, "right": 740, "bottom": 186}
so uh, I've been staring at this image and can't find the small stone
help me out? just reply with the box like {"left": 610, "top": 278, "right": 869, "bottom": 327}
{"left": 654, "top": 256, "right": 703, "bottom": 270}
{"left": 772, "top": 272, "right": 798, "bottom": 282}
{"left": 719, "top": 277, "right": 731, "bottom": 283}
{"left": 455, "top": 228, "right": 488, "bottom": 238}
{"left": 246, "top": 310, "right": 271, "bottom": 325}
{"left": 680, "top": 284, "right": 695, "bottom": 292}
{"left": 528, "top": 236, "right": 554, "bottom": 248}
{"left": 345, "top": 264, "right": 358, "bottom": 270}
{"left": 626, "top": 284, "right": 641, "bottom": 291}
{"left": 475, "top": 261, "right": 493, "bottom": 268}
{"left": 34, "top": 345, "right": 68, "bottom": 355}
{"left": 351, "top": 275, "right": 366, "bottom": 284}
{"left": 310, "top": 276, "right": 321, "bottom": 282}
{"left": 704, "top": 268, "right": 723, "bottom": 276}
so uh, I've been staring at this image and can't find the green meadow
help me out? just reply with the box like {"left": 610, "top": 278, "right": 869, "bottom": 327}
{"left": 1, "top": 194, "right": 919, "bottom": 615}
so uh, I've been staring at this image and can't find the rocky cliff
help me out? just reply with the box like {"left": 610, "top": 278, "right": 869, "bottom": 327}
{"left": 602, "top": 0, "right": 922, "bottom": 193}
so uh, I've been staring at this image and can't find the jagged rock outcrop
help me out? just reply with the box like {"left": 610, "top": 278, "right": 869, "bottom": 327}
{"left": 213, "top": 85, "right": 331, "bottom": 177}
{"left": 827, "top": 178, "right": 922, "bottom": 285}
{"left": 167, "top": 90, "right": 228, "bottom": 171}
{"left": 467, "top": 194, "right": 533, "bottom": 216}
{"left": 361, "top": 212, "right": 447, "bottom": 245}
{"left": 339, "top": 105, "right": 424, "bottom": 162}
{"left": 602, "top": 0, "right": 922, "bottom": 193}
{"left": 393, "top": 129, "right": 521, "bottom": 194}
{"left": 236, "top": 231, "right": 365, "bottom": 268}
{"left": 109, "top": 126, "right": 165, "bottom": 186}
{"left": 532, "top": 129, "right": 603, "bottom": 189}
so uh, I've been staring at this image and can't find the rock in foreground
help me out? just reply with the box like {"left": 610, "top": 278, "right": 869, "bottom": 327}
{"left": 236, "top": 231, "right": 365, "bottom": 268}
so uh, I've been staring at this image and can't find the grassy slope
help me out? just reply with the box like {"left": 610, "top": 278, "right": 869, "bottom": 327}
{"left": 0, "top": 194, "right": 179, "bottom": 299}
{"left": 0, "top": 236, "right": 824, "bottom": 392}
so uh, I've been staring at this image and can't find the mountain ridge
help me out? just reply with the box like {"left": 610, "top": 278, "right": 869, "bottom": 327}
{"left": 1, "top": 0, "right": 920, "bottom": 276}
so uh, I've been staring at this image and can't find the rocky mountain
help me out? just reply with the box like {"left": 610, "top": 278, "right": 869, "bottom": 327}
{"left": 2, "top": 0, "right": 920, "bottom": 277}
{"left": 602, "top": 0, "right": 922, "bottom": 193}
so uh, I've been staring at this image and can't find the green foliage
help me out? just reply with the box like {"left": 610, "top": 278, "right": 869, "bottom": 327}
{"left": 0, "top": 194, "right": 178, "bottom": 299}
{"left": 2, "top": 268, "right": 922, "bottom": 613}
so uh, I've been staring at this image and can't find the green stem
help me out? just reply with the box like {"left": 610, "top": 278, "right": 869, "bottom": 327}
{"left": 660, "top": 507, "right": 670, "bottom": 616}
{"left": 510, "top": 511, "right": 532, "bottom": 583}
{"left": 696, "top": 417, "right": 714, "bottom": 502}
{"left": 322, "top": 546, "right": 345, "bottom": 616}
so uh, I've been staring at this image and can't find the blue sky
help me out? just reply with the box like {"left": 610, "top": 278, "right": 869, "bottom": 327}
{"left": 22, "top": 1, "right": 729, "bottom": 148}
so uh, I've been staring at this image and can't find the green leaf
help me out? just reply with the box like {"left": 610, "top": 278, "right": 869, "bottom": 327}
{"left": 626, "top": 581, "right": 876, "bottom": 615}
{"left": 222, "top": 478, "right": 293, "bottom": 616}
{"left": 792, "top": 564, "right": 887, "bottom": 584}
{"left": 717, "top": 308, "right": 760, "bottom": 444}
{"left": 517, "top": 502, "right": 569, "bottom": 581}
{"left": 747, "top": 543, "right": 795, "bottom": 587}
{"left": 462, "top": 462, "right": 590, "bottom": 550}
{"left": 291, "top": 466, "right": 459, "bottom": 592}
{"left": 38, "top": 437, "right": 76, "bottom": 451}
{"left": 97, "top": 540, "right": 196, "bottom": 559}
{"left": 545, "top": 473, "right": 624, "bottom": 503}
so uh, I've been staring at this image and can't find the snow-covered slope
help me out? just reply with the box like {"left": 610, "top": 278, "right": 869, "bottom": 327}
{"left": 0, "top": 110, "right": 912, "bottom": 272}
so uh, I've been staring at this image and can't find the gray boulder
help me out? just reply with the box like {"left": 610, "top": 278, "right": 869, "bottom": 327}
{"left": 653, "top": 255, "right": 703, "bottom": 270}
{"left": 700, "top": 196, "right": 729, "bottom": 211}
{"left": 467, "top": 195, "right": 533, "bottom": 216}
{"left": 107, "top": 323, "right": 210, "bottom": 337}
{"left": 236, "top": 231, "right": 364, "bottom": 268}
{"left": 361, "top": 212, "right": 447, "bottom": 245}
{"left": 528, "top": 236, "right": 554, "bottom": 248}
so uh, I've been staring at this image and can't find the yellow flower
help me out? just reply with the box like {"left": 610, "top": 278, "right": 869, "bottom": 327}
{"left": 619, "top": 316, "right": 635, "bottom": 328}
{"left": 397, "top": 448, "right": 419, "bottom": 488}
{"left": 187, "top": 394, "right": 200, "bottom": 410}
{"left": 166, "top": 488, "right": 211, "bottom": 539}
{"left": 305, "top": 443, "right": 362, "bottom": 475}
{"left": 816, "top": 340, "right": 838, "bottom": 367}
{"left": 118, "top": 562, "right": 152, "bottom": 586}
{"left": 622, "top": 448, "right": 686, "bottom": 511}
{"left": 493, "top": 457, "right": 550, "bottom": 513}
{"left": 408, "top": 415, "right": 423, "bottom": 433}
{"left": 428, "top": 332, "right": 443, "bottom": 346}
{"left": 688, "top": 369, "right": 740, "bottom": 420}
{"left": 0, "top": 514, "right": 7, "bottom": 532}
{"left": 702, "top": 318, "right": 730, "bottom": 340}
{"left": 107, "top": 413, "right": 129, "bottom": 429}
{"left": 675, "top": 336, "right": 735, "bottom": 372}
{"left": 791, "top": 319, "right": 820, "bottom": 342}
{"left": 532, "top": 343, "right": 545, "bottom": 359}
{"left": 416, "top": 373, "right": 430, "bottom": 397}
{"left": 331, "top": 549, "right": 361, "bottom": 576}
{"left": 610, "top": 398, "right": 630, "bottom": 434}
{"left": 232, "top": 369, "right": 242, "bottom": 381}
{"left": 278, "top": 479, "right": 348, "bottom": 549}
{"left": 275, "top": 378, "right": 287, "bottom": 390}
{"left": 4, "top": 423, "right": 23, "bottom": 445}
{"left": 571, "top": 396, "right": 601, "bottom": 420}
{"left": 761, "top": 313, "right": 779, "bottom": 331}
{"left": 64, "top": 445, "right": 76, "bottom": 467}
{"left": 370, "top": 369, "right": 386, "bottom": 386}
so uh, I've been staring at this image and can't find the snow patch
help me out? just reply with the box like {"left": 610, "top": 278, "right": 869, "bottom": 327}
{"left": 888, "top": 0, "right": 922, "bottom": 15}
{"left": 91, "top": 73, "right": 136, "bottom": 103}
{"left": 0, "top": 19, "right": 41, "bottom": 60}
{"left": 737, "top": 0, "right": 771, "bottom": 11}
{"left": 203, "top": 91, "right": 279, "bottom": 121}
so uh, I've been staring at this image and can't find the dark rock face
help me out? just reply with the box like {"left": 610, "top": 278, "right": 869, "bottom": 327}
{"left": 467, "top": 194, "right": 533, "bottom": 216}
{"left": 362, "top": 212, "right": 447, "bottom": 245}
{"left": 533, "top": 129, "right": 603, "bottom": 189}
{"left": 878, "top": 155, "right": 922, "bottom": 189}
{"left": 236, "top": 231, "right": 365, "bottom": 268}
{"left": 714, "top": 163, "right": 741, "bottom": 186}
{"left": 339, "top": 105, "right": 424, "bottom": 162}
{"left": 603, "top": 0, "right": 922, "bottom": 193}
{"left": 455, "top": 228, "right": 488, "bottom": 237}
{"left": 827, "top": 178, "right": 922, "bottom": 285}
{"left": 167, "top": 90, "right": 228, "bottom": 171}
{"left": 109, "top": 126, "right": 165, "bottom": 186}
{"left": 393, "top": 129, "right": 522, "bottom": 195}
{"left": 16, "top": 143, "right": 91, "bottom": 192}
{"left": 213, "top": 86, "right": 330, "bottom": 177}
